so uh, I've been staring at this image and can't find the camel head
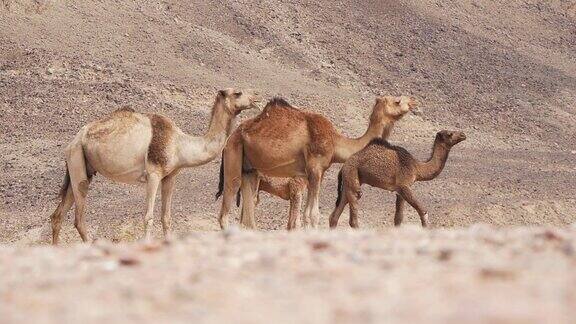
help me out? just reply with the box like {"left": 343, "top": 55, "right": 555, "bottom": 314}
{"left": 376, "top": 95, "right": 419, "bottom": 120}
{"left": 218, "top": 88, "right": 261, "bottom": 115}
{"left": 435, "top": 130, "right": 467, "bottom": 147}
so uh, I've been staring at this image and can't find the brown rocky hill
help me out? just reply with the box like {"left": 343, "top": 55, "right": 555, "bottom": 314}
{"left": 1, "top": 0, "right": 575, "bottom": 243}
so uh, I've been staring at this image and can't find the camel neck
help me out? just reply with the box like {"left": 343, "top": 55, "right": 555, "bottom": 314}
{"left": 205, "top": 97, "right": 234, "bottom": 142}
{"left": 332, "top": 115, "right": 394, "bottom": 163}
{"left": 416, "top": 140, "right": 451, "bottom": 181}
{"left": 177, "top": 97, "right": 234, "bottom": 168}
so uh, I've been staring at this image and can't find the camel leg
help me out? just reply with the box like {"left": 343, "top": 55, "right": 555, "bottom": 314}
{"left": 329, "top": 194, "right": 348, "bottom": 228}
{"left": 143, "top": 173, "right": 162, "bottom": 242}
{"left": 341, "top": 166, "right": 361, "bottom": 228}
{"left": 398, "top": 187, "right": 429, "bottom": 227}
{"left": 240, "top": 172, "right": 258, "bottom": 229}
{"left": 50, "top": 185, "right": 74, "bottom": 244}
{"left": 347, "top": 190, "right": 360, "bottom": 228}
{"left": 219, "top": 178, "right": 240, "bottom": 230}
{"left": 239, "top": 175, "right": 261, "bottom": 228}
{"left": 72, "top": 177, "right": 93, "bottom": 242}
{"left": 394, "top": 194, "right": 405, "bottom": 227}
{"left": 65, "top": 142, "right": 93, "bottom": 243}
{"left": 287, "top": 188, "right": 303, "bottom": 230}
{"left": 160, "top": 171, "right": 178, "bottom": 242}
{"left": 219, "top": 132, "right": 243, "bottom": 230}
{"left": 303, "top": 167, "right": 323, "bottom": 229}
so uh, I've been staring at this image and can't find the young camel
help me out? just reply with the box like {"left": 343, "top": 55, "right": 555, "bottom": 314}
{"left": 217, "top": 96, "right": 418, "bottom": 230}
{"left": 254, "top": 176, "right": 307, "bottom": 229}
{"left": 50, "top": 88, "right": 260, "bottom": 244}
{"left": 217, "top": 169, "right": 307, "bottom": 230}
{"left": 329, "top": 130, "right": 466, "bottom": 228}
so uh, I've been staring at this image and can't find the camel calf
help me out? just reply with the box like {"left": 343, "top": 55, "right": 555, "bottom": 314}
{"left": 216, "top": 157, "right": 307, "bottom": 230}
{"left": 329, "top": 130, "right": 466, "bottom": 228}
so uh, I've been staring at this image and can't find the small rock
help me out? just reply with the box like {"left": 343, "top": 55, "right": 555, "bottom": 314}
{"left": 436, "top": 249, "right": 453, "bottom": 262}
{"left": 479, "top": 268, "right": 516, "bottom": 280}
{"left": 259, "top": 48, "right": 273, "bottom": 55}
{"left": 118, "top": 255, "right": 141, "bottom": 266}
{"left": 536, "top": 229, "right": 565, "bottom": 242}
{"left": 309, "top": 241, "right": 330, "bottom": 251}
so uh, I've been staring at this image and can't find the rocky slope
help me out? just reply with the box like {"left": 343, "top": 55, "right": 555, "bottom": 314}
{"left": 1, "top": 0, "right": 575, "bottom": 243}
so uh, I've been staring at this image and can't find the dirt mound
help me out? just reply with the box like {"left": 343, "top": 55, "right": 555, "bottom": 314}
{"left": 1, "top": 1, "right": 575, "bottom": 243}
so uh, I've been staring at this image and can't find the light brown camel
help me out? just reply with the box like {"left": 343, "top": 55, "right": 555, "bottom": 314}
{"left": 50, "top": 89, "right": 259, "bottom": 244}
{"left": 222, "top": 173, "right": 308, "bottom": 230}
{"left": 254, "top": 176, "right": 307, "bottom": 229}
{"left": 217, "top": 96, "right": 418, "bottom": 230}
{"left": 329, "top": 130, "right": 466, "bottom": 229}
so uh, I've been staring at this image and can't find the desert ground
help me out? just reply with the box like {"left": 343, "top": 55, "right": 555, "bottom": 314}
{"left": 0, "top": 226, "right": 575, "bottom": 324}
{"left": 1, "top": 0, "right": 575, "bottom": 323}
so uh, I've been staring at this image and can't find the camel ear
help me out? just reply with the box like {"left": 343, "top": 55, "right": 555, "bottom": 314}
{"left": 437, "top": 130, "right": 450, "bottom": 140}
{"left": 218, "top": 90, "right": 227, "bottom": 97}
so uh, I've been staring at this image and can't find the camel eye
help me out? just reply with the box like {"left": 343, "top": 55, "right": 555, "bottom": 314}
{"left": 234, "top": 92, "right": 242, "bottom": 97}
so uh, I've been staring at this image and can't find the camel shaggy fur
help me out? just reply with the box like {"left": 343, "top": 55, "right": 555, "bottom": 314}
{"left": 329, "top": 130, "right": 466, "bottom": 228}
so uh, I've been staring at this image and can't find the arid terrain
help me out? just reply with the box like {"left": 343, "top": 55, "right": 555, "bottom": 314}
{"left": 1, "top": 226, "right": 575, "bottom": 324}
{"left": 1, "top": 0, "right": 575, "bottom": 322}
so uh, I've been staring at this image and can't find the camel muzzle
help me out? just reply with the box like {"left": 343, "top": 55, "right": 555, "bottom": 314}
{"left": 408, "top": 99, "right": 421, "bottom": 116}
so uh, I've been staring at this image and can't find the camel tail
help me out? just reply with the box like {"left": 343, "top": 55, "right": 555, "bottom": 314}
{"left": 335, "top": 169, "right": 343, "bottom": 207}
{"left": 215, "top": 153, "right": 225, "bottom": 200}
{"left": 59, "top": 165, "right": 71, "bottom": 199}
{"left": 216, "top": 153, "right": 242, "bottom": 204}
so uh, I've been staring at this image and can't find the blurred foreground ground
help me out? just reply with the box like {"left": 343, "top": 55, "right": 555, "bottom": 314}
{"left": 1, "top": 225, "right": 575, "bottom": 324}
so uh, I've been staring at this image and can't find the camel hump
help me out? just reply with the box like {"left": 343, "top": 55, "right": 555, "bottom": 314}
{"left": 114, "top": 106, "right": 136, "bottom": 113}
{"left": 267, "top": 97, "right": 292, "bottom": 108}
{"left": 261, "top": 97, "right": 298, "bottom": 113}
{"left": 147, "top": 114, "right": 174, "bottom": 168}
{"left": 367, "top": 138, "right": 415, "bottom": 167}
{"left": 368, "top": 138, "right": 408, "bottom": 154}
{"left": 368, "top": 137, "right": 393, "bottom": 147}
{"left": 250, "top": 97, "right": 305, "bottom": 127}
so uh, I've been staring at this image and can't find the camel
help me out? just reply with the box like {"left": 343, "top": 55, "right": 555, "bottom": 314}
{"left": 50, "top": 88, "right": 260, "bottom": 244}
{"left": 217, "top": 171, "right": 308, "bottom": 230}
{"left": 254, "top": 176, "right": 307, "bottom": 229}
{"left": 217, "top": 95, "right": 418, "bottom": 230}
{"left": 329, "top": 130, "right": 466, "bottom": 229}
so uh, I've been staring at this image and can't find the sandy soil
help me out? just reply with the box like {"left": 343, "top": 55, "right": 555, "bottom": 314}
{"left": 1, "top": 226, "right": 575, "bottom": 324}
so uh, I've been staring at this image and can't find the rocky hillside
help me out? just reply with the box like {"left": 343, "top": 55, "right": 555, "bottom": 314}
{"left": 1, "top": 0, "right": 576, "bottom": 243}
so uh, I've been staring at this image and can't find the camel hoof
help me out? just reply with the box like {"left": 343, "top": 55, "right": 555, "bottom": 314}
{"left": 163, "top": 234, "right": 174, "bottom": 244}
{"left": 421, "top": 213, "right": 429, "bottom": 228}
